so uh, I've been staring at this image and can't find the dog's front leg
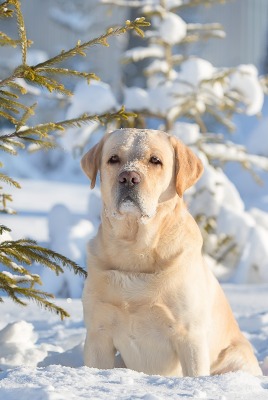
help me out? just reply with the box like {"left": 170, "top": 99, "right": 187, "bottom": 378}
{"left": 84, "top": 330, "right": 116, "bottom": 369}
{"left": 178, "top": 333, "right": 210, "bottom": 377}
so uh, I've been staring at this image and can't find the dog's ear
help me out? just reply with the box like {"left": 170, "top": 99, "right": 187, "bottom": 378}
{"left": 170, "top": 136, "right": 203, "bottom": 198}
{"left": 81, "top": 138, "right": 105, "bottom": 189}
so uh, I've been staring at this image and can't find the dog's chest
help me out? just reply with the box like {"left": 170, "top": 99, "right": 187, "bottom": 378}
{"left": 106, "top": 269, "right": 154, "bottom": 301}
{"left": 102, "top": 270, "right": 183, "bottom": 375}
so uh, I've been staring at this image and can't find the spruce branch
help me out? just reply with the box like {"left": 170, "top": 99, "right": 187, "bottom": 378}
{"left": 0, "top": 239, "right": 87, "bottom": 277}
{"left": 0, "top": 18, "right": 149, "bottom": 90}
{"left": 15, "top": 102, "right": 36, "bottom": 132}
{"left": 0, "top": 238, "right": 87, "bottom": 318}
{"left": 0, "top": 109, "right": 19, "bottom": 125}
{"left": 0, "top": 172, "right": 21, "bottom": 188}
{"left": 0, "top": 141, "right": 23, "bottom": 155}
{"left": 33, "top": 18, "right": 150, "bottom": 70}
{"left": 0, "top": 194, "right": 15, "bottom": 213}
{"left": 0, "top": 17, "right": 148, "bottom": 134}
{"left": 0, "top": 106, "right": 137, "bottom": 146}
{"left": 0, "top": 93, "right": 28, "bottom": 113}
{"left": 34, "top": 67, "right": 100, "bottom": 84}
{"left": 0, "top": 279, "right": 70, "bottom": 319}
{"left": 0, "top": 89, "right": 19, "bottom": 99}
{"left": 0, "top": 1, "right": 14, "bottom": 18}
{"left": 11, "top": 0, "right": 28, "bottom": 64}
{"left": 0, "top": 225, "right": 11, "bottom": 234}
{"left": 8, "top": 80, "right": 27, "bottom": 94}
{"left": 0, "top": 31, "right": 19, "bottom": 47}
{"left": 0, "top": 4, "right": 146, "bottom": 318}
{"left": 13, "top": 65, "right": 74, "bottom": 95}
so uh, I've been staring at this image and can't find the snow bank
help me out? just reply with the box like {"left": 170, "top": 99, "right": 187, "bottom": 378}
{"left": 0, "top": 321, "right": 47, "bottom": 368}
{"left": 0, "top": 286, "right": 267, "bottom": 399}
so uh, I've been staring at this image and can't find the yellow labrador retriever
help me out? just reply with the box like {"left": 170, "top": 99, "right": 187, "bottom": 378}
{"left": 81, "top": 128, "right": 262, "bottom": 377}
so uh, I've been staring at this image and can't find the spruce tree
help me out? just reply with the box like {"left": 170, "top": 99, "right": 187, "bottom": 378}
{"left": 0, "top": 0, "right": 149, "bottom": 317}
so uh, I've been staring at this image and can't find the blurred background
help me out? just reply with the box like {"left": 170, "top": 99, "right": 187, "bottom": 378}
{"left": 1, "top": 0, "right": 268, "bottom": 297}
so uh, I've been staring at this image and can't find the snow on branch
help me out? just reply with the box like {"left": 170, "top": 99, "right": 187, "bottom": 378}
{"left": 201, "top": 142, "right": 268, "bottom": 171}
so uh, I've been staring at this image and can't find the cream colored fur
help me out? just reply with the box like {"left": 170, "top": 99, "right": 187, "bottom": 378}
{"left": 81, "top": 128, "right": 262, "bottom": 377}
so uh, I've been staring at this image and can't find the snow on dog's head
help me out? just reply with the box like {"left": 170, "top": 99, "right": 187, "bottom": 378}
{"left": 81, "top": 128, "right": 203, "bottom": 221}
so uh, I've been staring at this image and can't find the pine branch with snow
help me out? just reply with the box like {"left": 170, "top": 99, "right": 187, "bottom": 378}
{"left": 0, "top": 237, "right": 87, "bottom": 319}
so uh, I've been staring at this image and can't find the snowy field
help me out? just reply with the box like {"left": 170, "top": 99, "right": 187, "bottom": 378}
{"left": 0, "top": 286, "right": 268, "bottom": 400}
{"left": 0, "top": 180, "right": 268, "bottom": 399}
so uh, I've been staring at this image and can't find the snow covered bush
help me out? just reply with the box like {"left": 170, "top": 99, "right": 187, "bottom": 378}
{"left": 120, "top": 0, "right": 268, "bottom": 282}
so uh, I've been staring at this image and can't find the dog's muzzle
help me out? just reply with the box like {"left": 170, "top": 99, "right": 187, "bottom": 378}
{"left": 117, "top": 170, "right": 142, "bottom": 212}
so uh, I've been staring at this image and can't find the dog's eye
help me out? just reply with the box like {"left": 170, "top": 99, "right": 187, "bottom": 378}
{"left": 108, "top": 155, "right": 120, "bottom": 164}
{"left": 149, "top": 156, "right": 162, "bottom": 165}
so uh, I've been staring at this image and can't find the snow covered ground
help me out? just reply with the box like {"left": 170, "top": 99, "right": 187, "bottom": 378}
{"left": 0, "top": 285, "right": 268, "bottom": 400}
{"left": 1, "top": 173, "right": 268, "bottom": 399}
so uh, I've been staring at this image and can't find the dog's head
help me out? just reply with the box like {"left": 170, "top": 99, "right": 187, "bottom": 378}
{"left": 81, "top": 129, "right": 203, "bottom": 220}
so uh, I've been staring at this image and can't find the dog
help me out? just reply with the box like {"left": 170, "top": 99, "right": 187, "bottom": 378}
{"left": 81, "top": 128, "right": 262, "bottom": 377}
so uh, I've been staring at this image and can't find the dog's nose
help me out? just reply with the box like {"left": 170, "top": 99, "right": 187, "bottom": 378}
{"left": 119, "top": 171, "right": 141, "bottom": 186}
